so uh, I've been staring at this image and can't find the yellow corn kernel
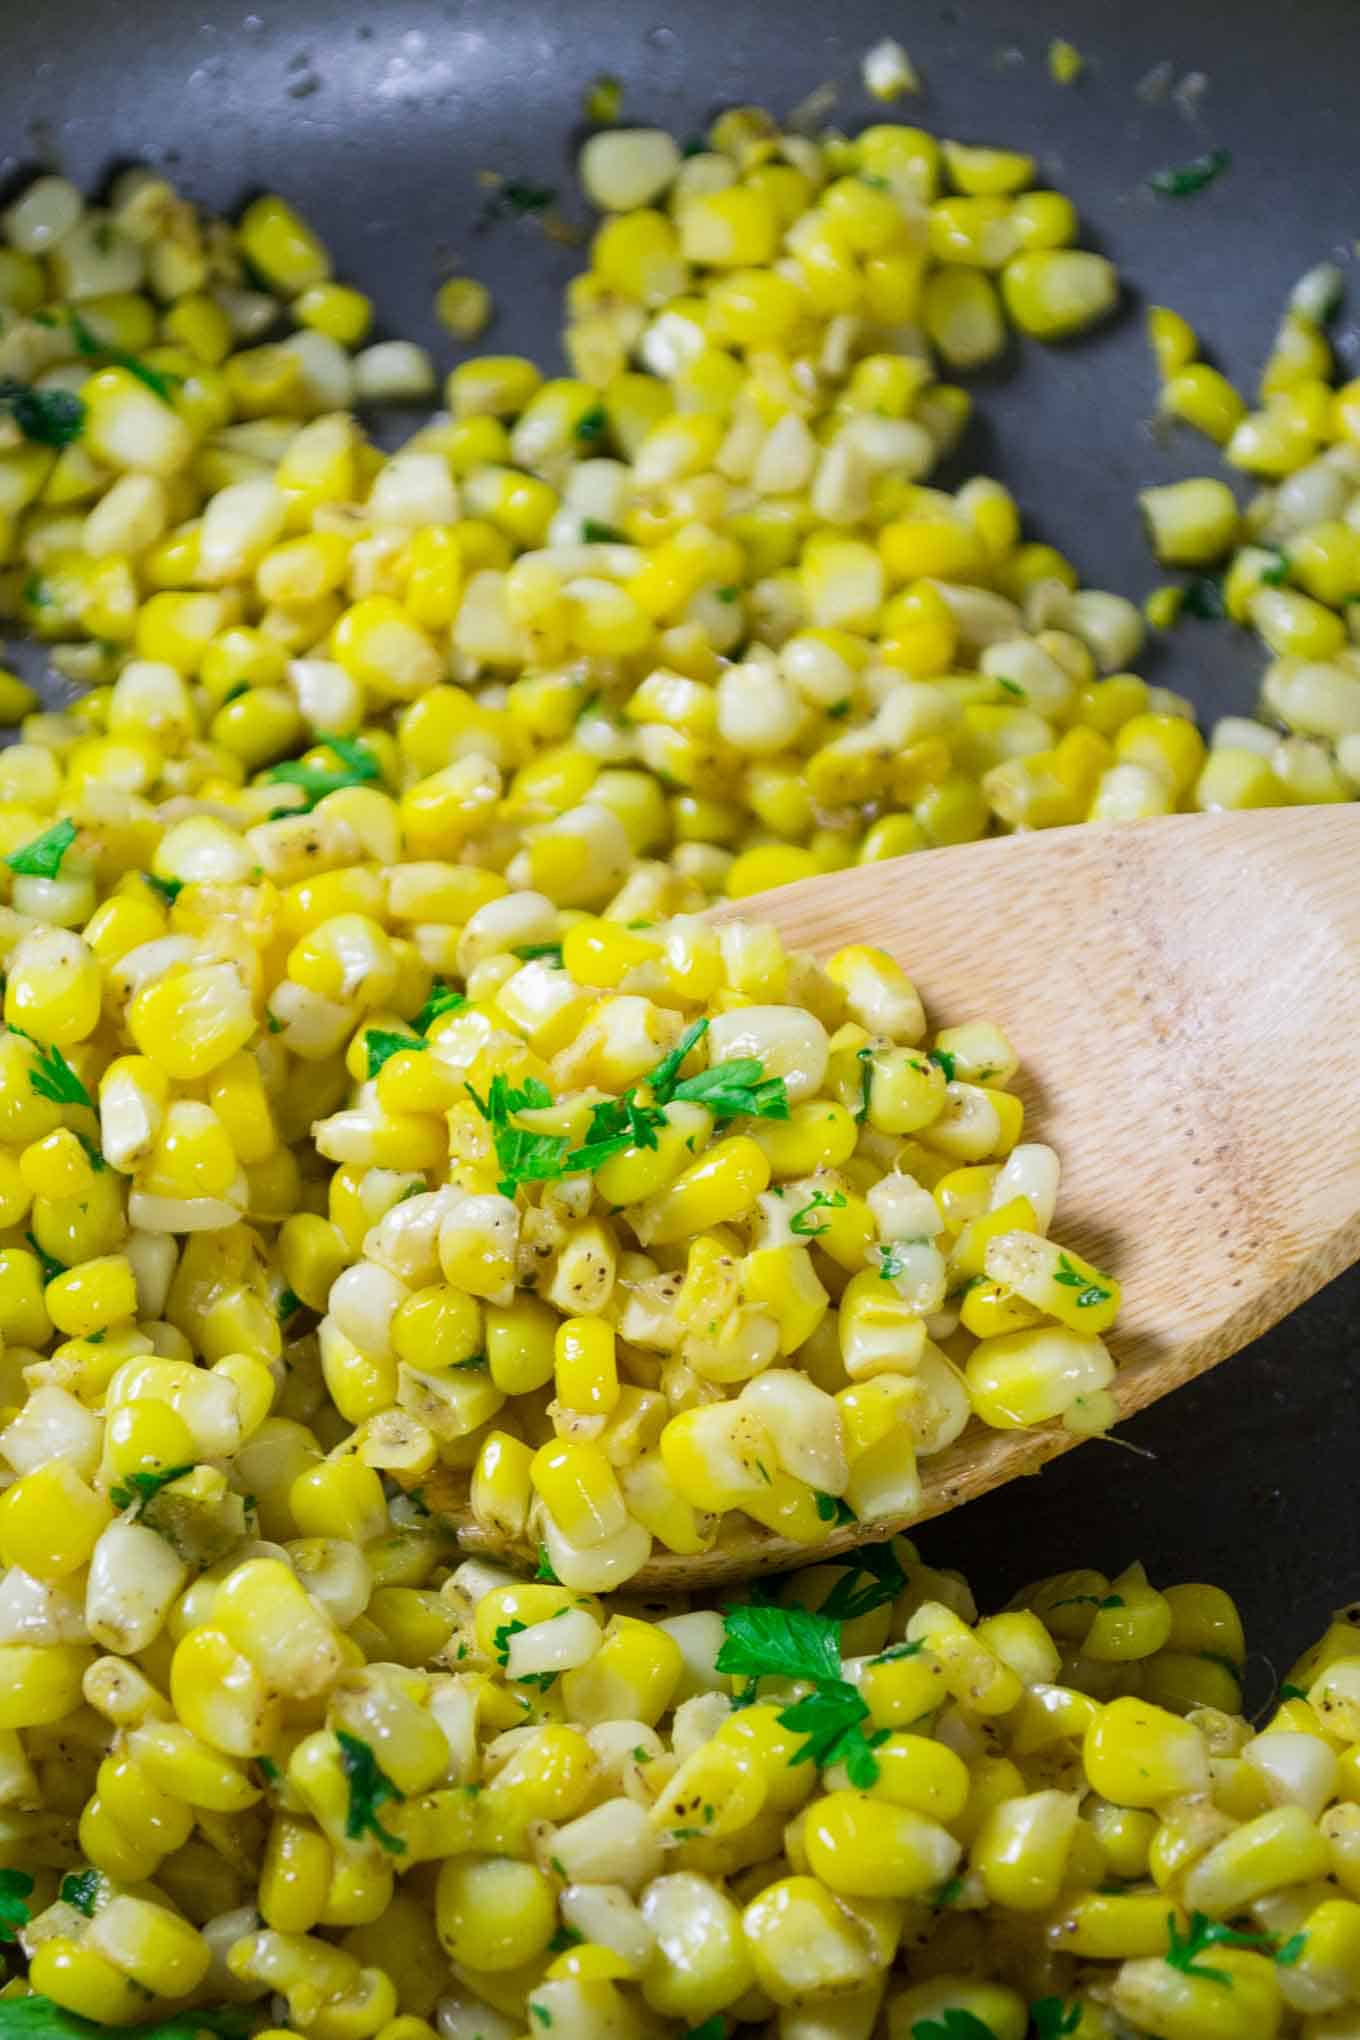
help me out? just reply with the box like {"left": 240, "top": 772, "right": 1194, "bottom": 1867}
{"left": 1160, "top": 363, "right": 1247, "bottom": 443}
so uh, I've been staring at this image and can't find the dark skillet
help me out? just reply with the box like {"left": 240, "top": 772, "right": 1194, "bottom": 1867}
{"left": 1, "top": 0, "right": 1356, "bottom": 1667}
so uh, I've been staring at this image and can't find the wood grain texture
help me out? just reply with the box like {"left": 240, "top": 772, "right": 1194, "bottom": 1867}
{"left": 428, "top": 808, "right": 1360, "bottom": 1590}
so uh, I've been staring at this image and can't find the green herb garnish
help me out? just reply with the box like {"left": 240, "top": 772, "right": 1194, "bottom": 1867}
{"left": 1029, "top": 2003, "right": 1082, "bottom": 2040}
{"left": 814, "top": 1491, "right": 856, "bottom": 1525}
{"left": 265, "top": 733, "right": 382, "bottom": 811}
{"left": 790, "top": 1188, "right": 847, "bottom": 1238}
{"left": 1149, "top": 147, "right": 1231, "bottom": 197}
{"left": 929, "top": 1047, "right": 957, "bottom": 1082}
{"left": 335, "top": 1728, "right": 406, "bottom": 1854}
{"left": 0, "top": 379, "right": 84, "bottom": 447}
{"left": 855, "top": 1045, "right": 874, "bottom": 1122}
{"left": 996, "top": 676, "right": 1027, "bottom": 700}
{"left": 1054, "top": 1253, "right": 1112, "bottom": 1308}
{"left": 24, "top": 1233, "right": 66, "bottom": 1285}
{"left": 11, "top": 1029, "right": 94, "bottom": 1110}
{"left": 668, "top": 1056, "right": 789, "bottom": 1121}
{"left": 0, "top": 2003, "right": 253, "bottom": 2040}
{"left": 1051, "top": 1592, "right": 1125, "bottom": 1611}
{"left": 1260, "top": 551, "right": 1291, "bottom": 587}
{"left": 574, "top": 403, "right": 607, "bottom": 440}
{"left": 276, "top": 1289, "right": 301, "bottom": 1322}
{"left": 1164, "top": 1908, "right": 1304, "bottom": 1983}
{"left": 817, "top": 1541, "right": 907, "bottom": 1623}
{"left": 581, "top": 520, "right": 626, "bottom": 543}
{"left": 717, "top": 1602, "right": 887, "bottom": 1786}
{"left": 1181, "top": 575, "right": 1227, "bottom": 619}
{"left": 910, "top": 2005, "right": 998, "bottom": 2038}
{"left": 6, "top": 817, "right": 77, "bottom": 879}
{"left": 535, "top": 1543, "right": 560, "bottom": 1583}
{"left": 59, "top": 1870, "right": 99, "bottom": 1918}
{"left": 1278, "top": 1682, "right": 1309, "bottom": 1701}
{"left": 512, "top": 942, "right": 564, "bottom": 964}
{"left": 413, "top": 979, "right": 467, "bottom": 1033}
{"left": 365, "top": 1028, "right": 427, "bottom": 1079}
{"left": 109, "top": 1464, "right": 195, "bottom": 1517}
{"left": 0, "top": 1869, "right": 33, "bottom": 1941}
{"left": 67, "top": 308, "right": 181, "bottom": 403}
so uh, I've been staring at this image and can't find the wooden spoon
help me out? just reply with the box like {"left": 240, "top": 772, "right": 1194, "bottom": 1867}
{"left": 426, "top": 807, "right": 1360, "bottom": 1590}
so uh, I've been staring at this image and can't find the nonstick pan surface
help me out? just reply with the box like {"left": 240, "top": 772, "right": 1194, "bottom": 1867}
{"left": 2, "top": 0, "right": 1357, "bottom": 1666}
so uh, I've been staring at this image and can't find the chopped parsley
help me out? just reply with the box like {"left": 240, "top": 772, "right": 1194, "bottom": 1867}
{"left": 929, "top": 1047, "right": 957, "bottom": 1082}
{"left": 257, "top": 1755, "right": 282, "bottom": 1783}
{"left": 996, "top": 676, "right": 1027, "bottom": 700}
{"left": 5, "top": 817, "right": 77, "bottom": 878}
{"left": 715, "top": 585, "right": 739, "bottom": 603}
{"left": 264, "top": 734, "right": 382, "bottom": 811}
{"left": 365, "top": 1028, "right": 427, "bottom": 1080}
{"left": 817, "top": 1542, "right": 907, "bottom": 1623}
{"left": 814, "top": 1491, "right": 856, "bottom": 1525}
{"left": 668, "top": 1056, "right": 789, "bottom": 1121}
{"left": 1164, "top": 1908, "right": 1305, "bottom": 1983}
{"left": 930, "top": 1874, "right": 965, "bottom": 1909}
{"left": 335, "top": 1728, "right": 406, "bottom": 1854}
{"left": 681, "top": 2021, "right": 726, "bottom": 2040}
{"left": 827, "top": 698, "right": 851, "bottom": 719}
{"left": 0, "top": 379, "right": 84, "bottom": 447}
{"left": 647, "top": 1016, "right": 710, "bottom": 1103}
{"left": 1181, "top": 575, "right": 1227, "bottom": 619}
{"left": 512, "top": 942, "right": 564, "bottom": 965}
{"left": 909, "top": 2005, "right": 997, "bottom": 2038}
{"left": 1053, "top": 1253, "right": 1112, "bottom": 1308}
{"left": 1260, "top": 550, "right": 1291, "bottom": 587}
{"left": 144, "top": 872, "right": 183, "bottom": 903}
{"left": 24, "top": 1233, "right": 66, "bottom": 1285}
{"left": 491, "top": 1617, "right": 558, "bottom": 1691}
{"left": 877, "top": 1242, "right": 911, "bottom": 1282}
{"left": 66, "top": 308, "right": 181, "bottom": 403}
{"left": 1029, "top": 2003, "right": 1082, "bottom": 2040}
{"left": 1149, "top": 147, "right": 1231, "bottom": 198}
{"left": 0, "top": 2004, "right": 254, "bottom": 2040}
{"left": 413, "top": 979, "right": 466, "bottom": 1033}
{"left": 574, "top": 403, "right": 607, "bottom": 440}
{"left": 529, "top": 2007, "right": 553, "bottom": 2031}
{"left": 1051, "top": 1592, "right": 1125, "bottom": 1611}
{"left": 547, "top": 1924, "right": 583, "bottom": 1953}
{"left": 790, "top": 1188, "right": 847, "bottom": 1237}
{"left": 11, "top": 1029, "right": 94, "bottom": 1110}
{"left": 276, "top": 1289, "right": 301, "bottom": 1322}
{"left": 581, "top": 519, "right": 626, "bottom": 543}
{"left": 109, "top": 1464, "right": 195, "bottom": 1517}
{"left": 716, "top": 1599, "right": 888, "bottom": 1787}
{"left": 0, "top": 1869, "right": 33, "bottom": 1941}
{"left": 58, "top": 1870, "right": 99, "bottom": 1918}
{"left": 466, "top": 1072, "right": 571, "bottom": 1197}
{"left": 855, "top": 1045, "right": 874, "bottom": 1122}
{"left": 1278, "top": 1682, "right": 1309, "bottom": 1702}
{"left": 535, "top": 1544, "right": 560, "bottom": 1583}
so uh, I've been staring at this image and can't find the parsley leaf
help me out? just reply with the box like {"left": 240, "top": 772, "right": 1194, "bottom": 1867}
{"left": 0, "top": 2005, "right": 254, "bottom": 2040}
{"left": 0, "top": 379, "right": 84, "bottom": 447}
{"left": 413, "top": 979, "right": 466, "bottom": 1033}
{"left": 996, "top": 676, "right": 1027, "bottom": 700}
{"left": 646, "top": 1016, "right": 711, "bottom": 1103}
{"left": 790, "top": 1188, "right": 847, "bottom": 1237}
{"left": 109, "top": 1464, "right": 195, "bottom": 1517}
{"left": 877, "top": 1242, "right": 910, "bottom": 1282}
{"left": 365, "top": 1028, "right": 427, "bottom": 1080}
{"left": 814, "top": 1490, "right": 857, "bottom": 1525}
{"left": 5, "top": 817, "right": 77, "bottom": 878}
{"left": 582, "top": 519, "right": 626, "bottom": 542}
{"left": 535, "top": 1543, "right": 560, "bottom": 1583}
{"left": 780, "top": 1684, "right": 888, "bottom": 1784}
{"left": 276, "top": 1288, "right": 301, "bottom": 1322}
{"left": 1164, "top": 1908, "right": 1303, "bottom": 1984}
{"left": 1260, "top": 550, "right": 1290, "bottom": 587}
{"left": 574, "top": 403, "right": 607, "bottom": 441}
{"left": 1051, "top": 1592, "right": 1125, "bottom": 1611}
{"left": 1181, "top": 575, "right": 1227, "bottom": 619}
{"left": 66, "top": 308, "right": 181, "bottom": 403}
{"left": 910, "top": 2007, "right": 998, "bottom": 2038}
{"left": 466, "top": 1072, "right": 570, "bottom": 1198}
{"left": 930, "top": 1874, "right": 964, "bottom": 1908}
{"left": 513, "top": 941, "right": 564, "bottom": 964}
{"left": 855, "top": 1045, "right": 874, "bottom": 1123}
{"left": 670, "top": 1056, "right": 790, "bottom": 1121}
{"left": 816, "top": 1542, "right": 907, "bottom": 1623}
{"left": 25, "top": 1232, "right": 66, "bottom": 1285}
{"left": 929, "top": 1047, "right": 957, "bottom": 1082}
{"left": 716, "top": 1603, "right": 843, "bottom": 1686}
{"left": 547, "top": 1924, "right": 583, "bottom": 1953}
{"left": 1278, "top": 1682, "right": 1309, "bottom": 1702}
{"left": 681, "top": 2022, "right": 726, "bottom": 2040}
{"left": 0, "top": 1868, "right": 33, "bottom": 1941}
{"left": 1149, "top": 147, "right": 1231, "bottom": 197}
{"left": 1029, "top": 2002, "right": 1082, "bottom": 2040}
{"left": 336, "top": 1728, "right": 406, "bottom": 1854}
{"left": 11, "top": 1029, "right": 94, "bottom": 1109}
{"left": 264, "top": 734, "right": 381, "bottom": 811}
{"left": 59, "top": 1870, "right": 100, "bottom": 1917}
{"left": 1053, "top": 1253, "right": 1112, "bottom": 1308}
